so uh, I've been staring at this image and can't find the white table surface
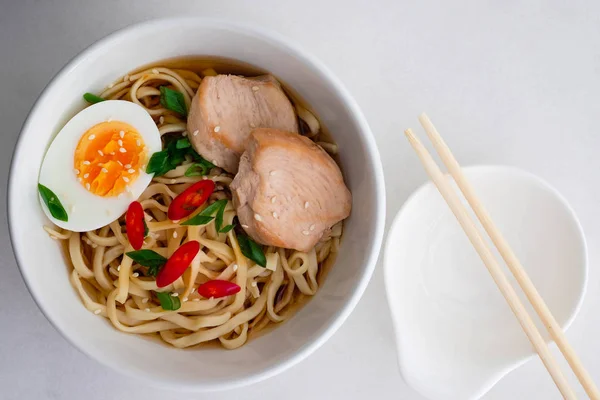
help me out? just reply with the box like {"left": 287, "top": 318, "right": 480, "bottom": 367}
{"left": 2, "top": 1, "right": 600, "bottom": 399}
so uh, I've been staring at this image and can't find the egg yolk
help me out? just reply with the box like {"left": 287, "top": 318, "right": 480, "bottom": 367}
{"left": 74, "top": 121, "right": 147, "bottom": 197}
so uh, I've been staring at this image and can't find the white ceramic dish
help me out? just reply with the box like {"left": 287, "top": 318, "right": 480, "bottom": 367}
{"left": 8, "top": 18, "right": 385, "bottom": 391}
{"left": 384, "top": 165, "right": 587, "bottom": 400}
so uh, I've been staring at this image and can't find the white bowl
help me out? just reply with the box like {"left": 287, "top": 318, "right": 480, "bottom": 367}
{"left": 384, "top": 166, "right": 587, "bottom": 400}
{"left": 8, "top": 18, "right": 385, "bottom": 391}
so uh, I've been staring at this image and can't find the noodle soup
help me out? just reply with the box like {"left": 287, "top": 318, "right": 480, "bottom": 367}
{"left": 39, "top": 57, "right": 349, "bottom": 349}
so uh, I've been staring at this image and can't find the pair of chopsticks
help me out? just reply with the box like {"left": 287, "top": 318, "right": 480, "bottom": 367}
{"left": 405, "top": 114, "right": 599, "bottom": 400}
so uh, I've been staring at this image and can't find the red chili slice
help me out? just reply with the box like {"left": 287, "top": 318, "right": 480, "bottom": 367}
{"left": 125, "top": 201, "right": 145, "bottom": 250}
{"left": 156, "top": 241, "right": 200, "bottom": 288}
{"left": 198, "top": 280, "right": 241, "bottom": 299}
{"left": 168, "top": 180, "right": 215, "bottom": 220}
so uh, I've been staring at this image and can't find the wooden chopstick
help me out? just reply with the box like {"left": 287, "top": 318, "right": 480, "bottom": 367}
{"left": 404, "top": 128, "right": 578, "bottom": 400}
{"left": 418, "top": 113, "right": 600, "bottom": 400}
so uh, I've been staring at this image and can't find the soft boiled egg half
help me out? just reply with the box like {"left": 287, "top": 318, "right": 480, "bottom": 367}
{"left": 38, "top": 100, "right": 161, "bottom": 232}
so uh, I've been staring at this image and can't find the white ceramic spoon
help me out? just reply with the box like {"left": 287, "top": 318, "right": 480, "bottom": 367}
{"left": 384, "top": 166, "right": 587, "bottom": 400}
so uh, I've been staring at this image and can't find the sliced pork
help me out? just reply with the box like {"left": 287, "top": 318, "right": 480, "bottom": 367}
{"left": 187, "top": 74, "right": 298, "bottom": 173}
{"left": 230, "top": 128, "right": 351, "bottom": 252}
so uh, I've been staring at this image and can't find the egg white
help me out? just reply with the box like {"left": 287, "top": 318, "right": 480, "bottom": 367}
{"left": 38, "top": 100, "right": 162, "bottom": 232}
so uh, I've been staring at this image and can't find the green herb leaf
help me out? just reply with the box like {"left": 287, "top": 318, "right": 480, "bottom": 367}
{"left": 185, "top": 159, "right": 214, "bottom": 177}
{"left": 159, "top": 86, "right": 187, "bottom": 116}
{"left": 155, "top": 291, "right": 181, "bottom": 311}
{"left": 181, "top": 199, "right": 228, "bottom": 226}
{"left": 237, "top": 234, "right": 266, "bottom": 267}
{"left": 176, "top": 138, "right": 191, "bottom": 149}
{"left": 125, "top": 250, "right": 167, "bottom": 270}
{"left": 181, "top": 215, "right": 214, "bottom": 226}
{"left": 147, "top": 264, "right": 161, "bottom": 277}
{"left": 146, "top": 150, "right": 170, "bottom": 176}
{"left": 219, "top": 224, "right": 235, "bottom": 233}
{"left": 38, "top": 184, "right": 68, "bottom": 222}
{"left": 83, "top": 93, "right": 105, "bottom": 104}
{"left": 143, "top": 219, "right": 149, "bottom": 237}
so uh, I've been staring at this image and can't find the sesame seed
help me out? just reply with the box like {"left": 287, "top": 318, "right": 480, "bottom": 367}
{"left": 214, "top": 126, "right": 221, "bottom": 133}
{"left": 251, "top": 281, "right": 257, "bottom": 287}
{"left": 98, "top": 150, "right": 104, "bottom": 156}
{"left": 94, "top": 309, "right": 101, "bottom": 315}
{"left": 88, "top": 134, "right": 96, "bottom": 140}
{"left": 193, "top": 130, "right": 199, "bottom": 136}
{"left": 119, "top": 130, "right": 125, "bottom": 138}
{"left": 250, "top": 122, "right": 256, "bottom": 128}
{"left": 86, "top": 183, "right": 91, "bottom": 190}
{"left": 152, "top": 68, "right": 159, "bottom": 74}
{"left": 159, "top": 116, "right": 164, "bottom": 124}
{"left": 232, "top": 264, "right": 238, "bottom": 271}
{"left": 211, "top": 160, "right": 217, "bottom": 164}
{"left": 142, "top": 298, "right": 149, "bottom": 304}
{"left": 252, "top": 86, "right": 259, "bottom": 91}
{"left": 271, "top": 196, "right": 276, "bottom": 203}
{"left": 108, "top": 82, "right": 114, "bottom": 89}
{"left": 124, "top": 164, "right": 131, "bottom": 169}
{"left": 74, "top": 169, "right": 80, "bottom": 175}
{"left": 145, "top": 308, "right": 150, "bottom": 312}
{"left": 173, "top": 231, "right": 178, "bottom": 238}
{"left": 78, "top": 177, "right": 82, "bottom": 182}
{"left": 122, "top": 176, "right": 130, "bottom": 183}
{"left": 302, "top": 230, "right": 310, "bottom": 235}
{"left": 171, "top": 179, "right": 176, "bottom": 184}
{"left": 123, "top": 74, "right": 129, "bottom": 81}
{"left": 170, "top": 292, "right": 178, "bottom": 297}
{"left": 117, "top": 266, "right": 121, "bottom": 271}
{"left": 136, "top": 139, "right": 141, "bottom": 147}
{"left": 182, "top": 297, "right": 188, "bottom": 302}
{"left": 83, "top": 173, "right": 89, "bottom": 179}
{"left": 118, "top": 139, "right": 123, "bottom": 146}
{"left": 182, "top": 131, "right": 187, "bottom": 137}
{"left": 270, "top": 171, "right": 276, "bottom": 176}
{"left": 304, "top": 201, "right": 310, "bottom": 209}
{"left": 190, "top": 288, "right": 195, "bottom": 294}
{"left": 110, "top": 152, "right": 115, "bottom": 155}
{"left": 241, "top": 224, "right": 249, "bottom": 229}
{"left": 272, "top": 212, "right": 278, "bottom": 219}
{"left": 202, "top": 176, "right": 208, "bottom": 180}
{"left": 117, "top": 161, "right": 123, "bottom": 166}
{"left": 132, "top": 272, "right": 139, "bottom": 278}
{"left": 193, "top": 298, "right": 200, "bottom": 302}
{"left": 172, "top": 219, "right": 180, "bottom": 223}
{"left": 102, "top": 168, "right": 108, "bottom": 173}
{"left": 254, "top": 213, "right": 263, "bottom": 222}
{"left": 128, "top": 168, "right": 135, "bottom": 173}
{"left": 119, "top": 147, "right": 127, "bottom": 153}
{"left": 310, "top": 224, "right": 315, "bottom": 231}
{"left": 83, "top": 160, "right": 90, "bottom": 165}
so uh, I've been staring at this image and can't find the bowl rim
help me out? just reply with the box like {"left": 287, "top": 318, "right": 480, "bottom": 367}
{"left": 383, "top": 164, "right": 588, "bottom": 399}
{"left": 7, "top": 17, "right": 386, "bottom": 391}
